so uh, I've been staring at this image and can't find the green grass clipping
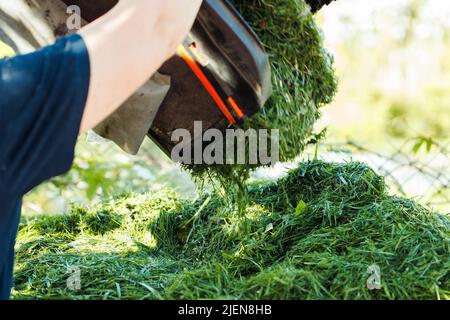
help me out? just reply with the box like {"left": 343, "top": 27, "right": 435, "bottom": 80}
{"left": 14, "top": 162, "right": 449, "bottom": 299}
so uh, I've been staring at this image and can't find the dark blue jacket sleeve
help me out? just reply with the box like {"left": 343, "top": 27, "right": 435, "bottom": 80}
{"left": 0, "top": 34, "right": 90, "bottom": 195}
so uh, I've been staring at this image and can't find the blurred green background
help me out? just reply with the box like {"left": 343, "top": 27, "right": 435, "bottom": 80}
{"left": 1, "top": 0, "right": 448, "bottom": 215}
{"left": 318, "top": 0, "right": 449, "bottom": 143}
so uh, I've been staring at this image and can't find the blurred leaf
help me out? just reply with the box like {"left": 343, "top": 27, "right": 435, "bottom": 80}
{"left": 412, "top": 136, "right": 437, "bottom": 154}
{"left": 0, "top": 41, "right": 15, "bottom": 58}
{"left": 294, "top": 200, "right": 308, "bottom": 216}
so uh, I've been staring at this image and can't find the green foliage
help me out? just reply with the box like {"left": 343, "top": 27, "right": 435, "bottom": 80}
{"left": 412, "top": 136, "right": 438, "bottom": 154}
{"left": 14, "top": 162, "right": 449, "bottom": 300}
{"left": 323, "top": 1, "right": 450, "bottom": 147}
{"left": 24, "top": 139, "right": 196, "bottom": 215}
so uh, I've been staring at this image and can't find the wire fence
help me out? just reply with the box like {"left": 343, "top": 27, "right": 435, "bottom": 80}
{"left": 66, "top": 136, "right": 450, "bottom": 214}
{"left": 321, "top": 139, "right": 449, "bottom": 212}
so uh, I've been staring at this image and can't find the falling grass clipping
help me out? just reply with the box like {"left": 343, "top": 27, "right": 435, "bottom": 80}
{"left": 14, "top": 162, "right": 450, "bottom": 299}
{"left": 183, "top": 0, "right": 338, "bottom": 187}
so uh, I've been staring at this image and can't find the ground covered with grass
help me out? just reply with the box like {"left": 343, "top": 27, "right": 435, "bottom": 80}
{"left": 13, "top": 162, "right": 449, "bottom": 300}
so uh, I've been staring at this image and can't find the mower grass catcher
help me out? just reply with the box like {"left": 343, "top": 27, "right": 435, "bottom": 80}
{"left": 149, "top": 0, "right": 272, "bottom": 158}
{"left": 65, "top": 0, "right": 272, "bottom": 159}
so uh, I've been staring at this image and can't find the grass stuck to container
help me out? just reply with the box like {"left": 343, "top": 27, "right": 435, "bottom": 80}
{"left": 183, "top": 0, "right": 337, "bottom": 190}
{"left": 14, "top": 161, "right": 449, "bottom": 300}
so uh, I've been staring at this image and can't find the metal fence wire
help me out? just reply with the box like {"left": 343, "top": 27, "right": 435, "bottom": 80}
{"left": 321, "top": 139, "right": 449, "bottom": 212}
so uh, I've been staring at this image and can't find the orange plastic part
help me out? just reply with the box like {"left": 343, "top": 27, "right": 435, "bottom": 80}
{"left": 177, "top": 45, "right": 237, "bottom": 125}
{"left": 227, "top": 97, "right": 245, "bottom": 119}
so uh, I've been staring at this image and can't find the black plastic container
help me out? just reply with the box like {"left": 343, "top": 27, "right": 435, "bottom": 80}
{"left": 63, "top": 0, "right": 272, "bottom": 156}
{"left": 148, "top": 0, "right": 272, "bottom": 156}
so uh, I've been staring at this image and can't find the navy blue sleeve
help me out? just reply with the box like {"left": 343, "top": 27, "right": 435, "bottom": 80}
{"left": 0, "top": 34, "right": 90, "bottom": 195}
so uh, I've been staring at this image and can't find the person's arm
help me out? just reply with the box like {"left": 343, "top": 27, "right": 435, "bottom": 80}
{"left": 78, "top": 0, "right": 203, "bottom": 133}
{"left": 0, "top": 0, "right": 202, "bottom": 195}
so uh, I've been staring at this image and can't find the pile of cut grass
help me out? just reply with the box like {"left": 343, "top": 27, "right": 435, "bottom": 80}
{"left": 184, "top": 0, "right": 337, "bottom": 188}
{"left": 14, "top": 162, "right": 449, "bottom": 300}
